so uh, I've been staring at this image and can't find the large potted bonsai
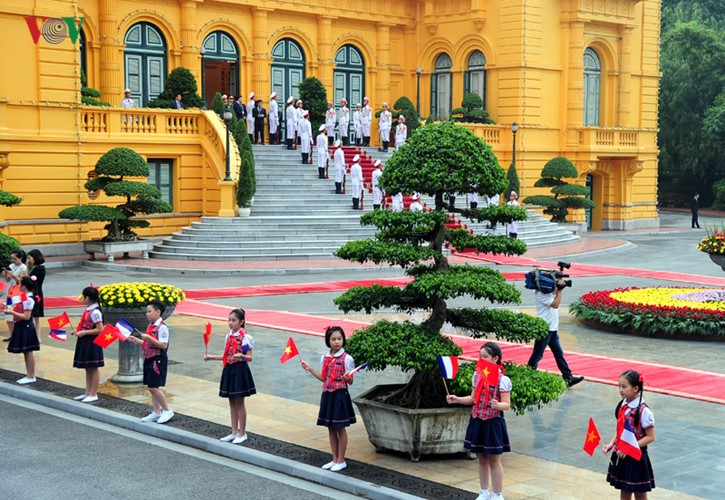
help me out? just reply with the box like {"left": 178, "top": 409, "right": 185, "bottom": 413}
{"left": 335, "top": 121, "right": 565, "bottom": 461}
{"left": 59, "top": 147, "right": 172, "bottom": 261}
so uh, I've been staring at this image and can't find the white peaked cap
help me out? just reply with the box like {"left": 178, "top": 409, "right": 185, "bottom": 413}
{"left": 399, "top": 115, "right": 405, "bottom": 121}
{"left": 287, "top": 96, "right": 294, "bottom": 103}
{"left": 249, "top": 92, "right": 255, "bottom": 99}
{"left": 373, "top": 159, "right": 382, "bottom": 168}
{"left": 382, "top": 102, "right": 389, "bottom": 107}
{"left": 319, "top": 124, "right": 326, "bottom": 132}
{"left": 341, "top": 98, "right": 347, "bottom": 103}
{"left": 297, "top": 100, "right": 303, "bottom": 105}
{"left": 334, "top": 139, "right": 342, "bottom": 148}
{"left": 222, "top": 94, "right": 227, "bottom": 99}
{"left": 270, "top": 92, "right": 277, "bottom": 99}
{"left": 124, "top": 88, "right": 131, "bottom": 93}
{"left": 510, "top": 191, "right": 518, "bottom": 198}
{"left": 363, "top": 96, "right": 370, "bottom": 102}
{"left": 411, "top": 192, "right": 420, "bottom": 200}
{"left": 353, "top": 154, "right": 360, "bottom": 162}
{"left": 355, "top": 103, "right": 361, "bottom": 107}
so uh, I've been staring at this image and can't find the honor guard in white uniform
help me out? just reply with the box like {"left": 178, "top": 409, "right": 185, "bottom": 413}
{"left": 506, "top": 191, "right": 519, "bottom": 239}
{"left": 268, "top": 92, "right": 279, "bottom": 144}
{"left": 371, "top": 159, "right": 383, "bottom": 209}
{"left": 409, "top": 192, "right": 423, "bottom": 212}
{"left": 378, "top": 102, "right": 392, "bottom": 152}
{"left": 316, "top": 125, "right": 329, "bottom": 179}
{"left": 333, "top": 140, "right": 346, "bottom": 194}
{"left": 338, "top": 99, "right": 350, "bottom": 145}
{"left": 325, "top": 101, "right": 337, "bottom": 146}
{"left": 469, "top": 185, "right": 479, "bottom": 209}
{"left": 285, "top": 96, "right": 296, "bottom": 149}
{"left": 299, "top": 111, "right": 313, "bottom": 164}
{"left": 296, "top": 100, "right": 305, "bottom": 146}
{"left": 353, "top": 104, "right": 363, "bottom": 146}
{"left": 361, "top": 97, "right": 373, "bottom": 147}
{"left": 121, "top": 89, "right": 135, "bottom": 108}
{"left": 395, "top": 115, "right": 407, "bottom": 149}
{"left": 350, "top": 154, "right": 363, "bottom": 210}
{"left": 246, "top": 92, "right": 256, "bottom": 142}
{"left": 391, "top": 193, "right": 404, "bottom": 213}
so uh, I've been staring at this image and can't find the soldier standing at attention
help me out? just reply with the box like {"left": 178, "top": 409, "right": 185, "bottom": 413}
{"left": 246, "top": 92, "right": 256, "bottom": 143}
{"left": 285, "top": 96, "right": 296, "bottom": 149}
{"left": 371, "top": 160, "right": 383, "bottom": 209}
{"left": 395, "top": 115, "right": 407, "bottom": 149}
{"left": 317, "top": 125, "right": 329, "bottom": 179}
{"left": 338, "top": 99, "right": 350, "bottom": 146}
{"left": 268, "top": 92, "right": 279, "bottom": 145}
{"left": 353, "top": 103, "right": 363, "bottom": 147}
{"left": 333, "top": 140, "right": 346, "bottom": 194}
{"left": 378, "top": 102, "right": 392, "bottom": 152}
{"left": 350, "top": 154, "right": 363, "bottom": 210}
{"left": 325, "top": 101, "right": 337, "bottom": 146}
{"left": 361, "top": 97, "right": 373, "bottom": 147}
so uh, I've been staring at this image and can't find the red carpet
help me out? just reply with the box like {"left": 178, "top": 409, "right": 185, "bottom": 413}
{"left": 175, "top": 300, "right": 725, "bottom": 405}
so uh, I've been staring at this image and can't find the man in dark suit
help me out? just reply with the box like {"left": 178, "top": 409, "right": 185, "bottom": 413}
{"left": 252, "top": 99, "right": 267, "bottom": 145}
{"left": 233, "top": 96, "right": 246, "bottom": 121}
{"left": 170, "top": 94, "right": 183, "bottom": 110}
{"left": 691, "top": 192, "right": 701, "bottom": 228}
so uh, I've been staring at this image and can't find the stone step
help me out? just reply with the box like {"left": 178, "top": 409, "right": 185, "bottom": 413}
{"left": 160, "top": 237, "right": 355, "bottom": 249}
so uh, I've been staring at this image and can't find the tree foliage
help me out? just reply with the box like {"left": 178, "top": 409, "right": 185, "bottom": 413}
{"left": 298, "top": 77, "right": 327, "bottom": 132}
{"left": 506, "top": 162, "right": 520, "bottom": 200}
{"left": 523, "top": 156, "right": 594, "bottom": 223}
{"left": 59, "top": 148, "right": 172, "bottom": 241}
{"left": 147, "top": 67, "right": 204, "bottom": 109}
{"left": 393, "top": 96, "right": 420, "bottom": 132}
{"left": 0, "top": 233, "right": 21, "bottom": 269}
{"left": 230, "top": 117, "right": 256, "bottom": 208}
{"left": 335, "top": 121, "right": 550, "bottom": 410}
{"left": 451, "top": 92, "right": 494, "bottom": 124}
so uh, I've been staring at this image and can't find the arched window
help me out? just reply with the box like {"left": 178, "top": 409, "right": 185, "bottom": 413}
{"left": 333, "top": 44, "right": 365, "bottom": 137}
{"left": 271, "top": 38, "right": 306, "bottom": 140}
{"left": 464, "top": 50, "right": 487, "bottom": 108}
{"left": 431, "top": 53, "right": 452, "bottom": 120}
{"left": 124, "top": 22, "right": 167, "bottom": 107}
{"left": 201, "top": 31, "right": 240, "bottom": 105}
{"left": 583, "top": 48, "right": 601, "bottom": 126}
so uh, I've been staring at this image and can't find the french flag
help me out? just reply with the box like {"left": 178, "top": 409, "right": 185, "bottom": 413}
{"left": 437, "top": 356, "right": 459, "bottom": 379}
{"left": 6, "top": 293, "right": 28, "bottom": 305}
{"left": 115, "top": 318, "right": 135, "bottom": 340}
{"left": 348, "top": 362, "right": 371, "bottom": 376}
{"left": 617, "top": 420, "right": 642, "bottom": 461}
{"left": 49, "top": 330, "right": 67, "bottom": 342}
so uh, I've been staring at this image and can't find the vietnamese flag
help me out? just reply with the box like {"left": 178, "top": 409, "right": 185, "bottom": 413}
{"left": 583, "top": 418, "right": 601, "bottom": 456}
{"left": 475, "top": 358, "right": 501, "bottom": 387}
{"left": 48, "top": 312, "right": 72, "bottom": 331}
{"left": 203, "top": 322, "right": 212, "bottom": 346}
{"left": 93, "top": 324, "right": 123, "bottom": 349}
{"left": 279, "top": 337, "right": 299, "bottom": 364}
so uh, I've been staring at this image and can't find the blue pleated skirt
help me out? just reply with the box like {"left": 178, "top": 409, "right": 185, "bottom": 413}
{"left": 317, "top": 388, "right": 356, "bottom": 428}
{"left": 464, "top": 415, "right": 511, "bottom": 455}
{"left": 7, "top": 320, "right": 39, "bottom": 353}
{"left": 219, "top": 362, "right": 256, "bottom": 398}
{"left": 607, "top": 447, "right": 655, "bottom": 492}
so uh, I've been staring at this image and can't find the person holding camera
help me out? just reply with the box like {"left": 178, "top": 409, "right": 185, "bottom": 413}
{"left": 527, "top": 278, "right": 584, "bottom": 387}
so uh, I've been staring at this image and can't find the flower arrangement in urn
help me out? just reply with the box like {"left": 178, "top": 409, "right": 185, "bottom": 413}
{"left": 697, "top": 224, "right": 725, "bottom": 255}
{"left": 98, "top": 282, "right": 185, "bottom": 308}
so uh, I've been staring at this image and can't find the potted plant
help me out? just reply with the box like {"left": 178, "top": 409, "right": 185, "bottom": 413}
{"left": 334, "top": 121, "right": 563, "bottom": 460}
{"left": 59, "top": 147, "right": 172, "bottom": 261}
{"left": 98, "top": 281, "right": 185, "bottom": 383}
{"left": 231, "top": 117, "right": 255, "bottom": 216}
{"left": 698, "top": 224, "right": 725, "bottom": 271}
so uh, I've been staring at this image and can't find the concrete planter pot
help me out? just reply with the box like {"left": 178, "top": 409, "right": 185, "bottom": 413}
{"left": 237, "top": 207, "right": 251, "bottom": 217}
{"left": 353, "top": 384, "right": 472, "bottom": 462}
{"left": 84, "top": 239, "right": 153, "bottom": 262}
{"left": 102, "top": 304, "right": 176, "bottom": 383}
{"left": 708, "top": 253, "right": 725, "bottom": 272}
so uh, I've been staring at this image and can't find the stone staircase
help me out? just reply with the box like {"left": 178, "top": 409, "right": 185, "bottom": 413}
{"left": 150, "top": 145, "right": 577, "bottom": 261}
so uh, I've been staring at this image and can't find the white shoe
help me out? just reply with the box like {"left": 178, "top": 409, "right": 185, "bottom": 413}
{"left": 476, "top": 491, "right": 491, "bottom": 500}
{"left": 232, "top": 434, "right": 248, "bottom": 445}
{"left": 16, "top": 377, "right": 36, "bottom": 385}
{"left": 81, "top": 396, "right": 99, "bottom": 403}
{"left": 157, "top": 410, "right": 174, "bottom": 424}
{"left": 330, "top": 462, "right": 347, "bottom": 472}
{"left": 141, "top": 412, "right": 160, "bottom": 422}
{"left": 220, "top": 434, "right": 238, "bottom": 442}
{"left": 73, "top": 394, "right": 88, "bottom": 401}
{"left": 321, "top": 461, "right": 335, "bottom": 470}
{"left": 490, "top": 493, "right": 504, "bottom": 500}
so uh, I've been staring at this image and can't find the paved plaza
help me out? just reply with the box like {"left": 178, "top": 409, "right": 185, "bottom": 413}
{"left": 1, "top": 211, "right": 724, "bottom": 499}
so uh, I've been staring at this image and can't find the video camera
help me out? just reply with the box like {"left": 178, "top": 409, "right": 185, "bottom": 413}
{"left": 524, "top": 262, "right": 572, "bottom": 293}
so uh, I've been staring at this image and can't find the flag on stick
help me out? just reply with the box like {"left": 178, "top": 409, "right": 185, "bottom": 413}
{"left": 348, "top": 362, "right": 370, "bottom": 377}
{"left": 115, "top": 318, "right": 135, "bottom": 339}
{"left": 617, "top": 420, "right": 642, "bottom": 461}
{"left": 203, "top": 322, "right": 212, "bottom": 346}
{"left": 93, "top": 324, "right": 124, "bottom": 349}
{"left": 474, "top": 358, "right": 501, "bottom": 406}
{"left": 583, "top": 418, "right": 601, "bottom": 456}
{"left": 49, "top": 330, "right": 67, "bottom": 342}
{"left": 437, "top": 356, "right": 459, "bottom": 379}
{"left": 280, "top": 337, "right": 299, "bottom": 363}
{"left": 6, "top": 293, "right": 28, "bottom": 305}
{"left": 48, "top": 312, "right": 71, "bottom": 331}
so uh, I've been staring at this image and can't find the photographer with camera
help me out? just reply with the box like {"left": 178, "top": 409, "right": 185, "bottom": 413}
{"left": 526, "top": 264, "right": 584, "bottom": 387}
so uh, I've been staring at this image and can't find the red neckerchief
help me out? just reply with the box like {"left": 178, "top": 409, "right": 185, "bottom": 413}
{"left": 76, "top": 310, "right": 89, "bottom": 332}
{"left": 322, "top": 351, "right": 341, "bottom": 380}
{"left": 223, "top": 329, "right": 245, "bottom": 367}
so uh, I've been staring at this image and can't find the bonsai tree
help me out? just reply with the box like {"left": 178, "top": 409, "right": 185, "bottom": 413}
{"left": 59, "top": 147, "right": 172, "bottom": 241}
{"left": 79, "top": 69, "right": 110, "bottom": 107}
{"left": 391, "top": 96, "right": 420, "bottom": 133}
{"left": 505, "top": 162, "right": 520, "bottom": 200}
{"left": 523, "top": 156, "right": 595, "bottom": 223}
{"left": 298, "top": 77, "right": 327, "bottom": 132}
{"left": 147, "top": 67, "right": 204, "bottom": 109}
{"left": 334, "top": 121, "right": 556, "bottom": 409}
{"left": 452, "top": 92, "right": 494, "bottom": 124}
{"left": 231, "top": 118, "right": 256, "bottom": 208}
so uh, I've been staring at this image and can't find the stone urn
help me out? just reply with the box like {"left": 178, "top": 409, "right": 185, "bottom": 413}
{"left": 708, "top": 254, "right": 725, "bottom": 272}
{"left": 102, "top": 304, "right": 176, "bottom": 383}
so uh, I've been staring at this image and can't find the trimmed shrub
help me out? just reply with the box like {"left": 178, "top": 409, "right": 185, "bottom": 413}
{"left": 0, "top": 233, "right": 21, "bottom": 269}
{"left": 506, "top": 162, "right": 520, "bottom": 199}
{"left": 298, "top": 77, "right": 328, "bottom": 132}
{"left": 147, "top": 67, "right": 204, "bottom": 109}
{"left": 523, "top": 156, "right": 594, "bottom": 222}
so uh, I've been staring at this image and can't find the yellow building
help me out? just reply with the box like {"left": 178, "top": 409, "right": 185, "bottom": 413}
{"left": 0, "top": 0, "right": 661, "bottom": 247}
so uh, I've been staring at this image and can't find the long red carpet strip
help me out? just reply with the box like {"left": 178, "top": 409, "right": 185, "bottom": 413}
{"left": 175, "top": 299, "right": 725, "bottom": 405}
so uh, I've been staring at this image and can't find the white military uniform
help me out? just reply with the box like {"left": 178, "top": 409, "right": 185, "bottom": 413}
{"left": 338, "top": 105, "right": 350, "bottom": 142}
{"left": 269, "top": 98, "right": 279, "bottom": 136}
{"left": 391, "top": 193, "right": 404, "bottom": 212}
{"left": 409, "top": 200, "right": 423, "bottom": 212}
{"left": 361, "top": 103, "right": 373, "bottom": 141}
{"left": 325, "top": 107, "right": 337, "bottom": 139}
{"left": 372, "top": 167, "right": 383, "bottom": 207}
{"left": 350, "top": 161, "right": 363, "bottom": 200}
{"left": 286, "top": 103, "right": 297, "bottom": 141}
{"left": 246, "top": 99, "right": 255, "bottom": 136}
{"left": 487, "top": 193, "right": 500, "bottom": 207}
{"left": 353, "top": 107, "right": 363, "bottom": 143}
{"left": 121, "top": 97, "right": 135, "bottom": 109}
{"left": 507, "top": 198, "right": 520, "bottom": 236}
{"left": 379, "top": 109, "right": 392, "bottom": 145}
{"left": 334, "top": 147, "right": 346, "bottom": 184}
{"left": 299, "top": 118, "right": 313, "bottom": 154}
{"left": 317, "top": 132, "right": 329, "bottom": 168}
{"left": 395, "top": 123, "right": 407, "bottom": 149}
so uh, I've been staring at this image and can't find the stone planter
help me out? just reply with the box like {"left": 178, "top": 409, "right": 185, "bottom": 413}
{"left": 84, "top": 239, "right": 153, "bottom": 262}
{"left": 102, "top": 304, "right": 176, "bottom": 383}
{"left": 708, "top": 253, "right": 725, "bottom": 272}
{"left": 353, "top": 384, "right": 472, "bottom": 462}
{"left": 237, "top": 206, "right": 251, "bottom": 217}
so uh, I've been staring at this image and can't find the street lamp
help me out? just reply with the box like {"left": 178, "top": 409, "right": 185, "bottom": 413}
{"left": 199, "top": 46, "right": 207, "bottom": 105}
{"left": 511, "top": 122, "right": 519, "bottom": 166}
{"left": 223, "top": 106, "right": 233, "bottom": 181}
{"left": 416, "top": 66, "right": 422, "bottom": 116}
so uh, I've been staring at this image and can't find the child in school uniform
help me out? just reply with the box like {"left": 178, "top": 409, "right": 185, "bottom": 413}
{"left": 72, "top": 286, "right": 105, "bottom": 402}
{"left": 128, "top": 299, "right": 174, "bottom": 424}
{"left": 447, "top": 342, "right": 511, "bottom": 500}
{"left": 5, "top": 277, "right": 39, "bottom": 384}
{"left": 300, "top": 326, "right": 356, "bottom": 472}
{"left": 603, "top": 370, "right": 655, "bottom": 499}
{"left": 204, "top": 308, "right": 256, "bottom": 444}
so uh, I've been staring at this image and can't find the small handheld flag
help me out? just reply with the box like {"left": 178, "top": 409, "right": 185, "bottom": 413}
{"left": 49, "top": 330, "right": 67, "bottom": 342}
{"left": 115, "top": 317, "right": 135, "bottom": 339}
{"left": 280, "top": 337, "right": 299, "bottom": 364}
{"left": 6, "top": 293, "right": 28, "bottom": 305}
{"left": 93, "top": 324, "right": 124, "bottom": 349}
{"left": 583, "top": 418, "right": 601, "bottom": 457}
{"left": 348, "top": 362, "right": 370, "bottom": 377}
{"left": 475, "top": 358, "right": 500, "bottom": 387}
{"left": 617, "top": 420, "right": 642, "bottom": 461}
{"left": 203, "top": 323, "right": 212, "bottom": 346}
{"left": 48, "top": 312, "right": 71, "bottom": 331}
{"left": 437, "top": 356, "right": 459, "bottom": 379}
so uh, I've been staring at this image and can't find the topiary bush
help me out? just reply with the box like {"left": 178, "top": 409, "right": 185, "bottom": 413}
{"left": 210, "top": 92, "right": 225, "bottom": 117}
{"left": 81, "top": 86, "right": 110, "bottom": 107}
{"left": 0, "top": 191, "right": 22, "bottom": 207}
{"left": 506, "top": 162, "right": 520, "bottom": 199}
{"left": 523, "top": 156, "right": 595, "bottom": 222}
{"left": 147, "top": 67, "right": 204, "bottom": 109}
{"left": 59, "top": 147, "right": 172, "bottom": 241}
{"left": 451, "top": 92, "right": 494, "bottom": 124}
{"left": 298, "top": 77, "right": 327, "bottom": 132}
{"left": 0, "top": 233, "right": 21, "bottom": 269}
{"left": 392, "top": 96, "right": 420, "bottom": 133}
{"left": 231, "top": 117, "right": 255, "bottom": 207}
{"left": 336, "top": 121, "right": 550, "bottom": 410}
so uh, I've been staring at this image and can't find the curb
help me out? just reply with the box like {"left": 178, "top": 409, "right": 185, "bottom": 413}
{"left": 0, "top": 382, "right": 421, "bottom": 500}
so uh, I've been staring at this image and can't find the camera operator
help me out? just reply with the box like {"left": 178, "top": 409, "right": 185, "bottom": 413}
{"left": 527, "top": 277, "right": 584, "bottom": 387}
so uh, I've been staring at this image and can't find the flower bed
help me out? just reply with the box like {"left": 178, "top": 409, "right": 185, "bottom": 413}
{"left": 98, "top": 282, "right": 185, "bottom": 308}
{"left": 570, "top": 287, "right": 725, "bottom": 338}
